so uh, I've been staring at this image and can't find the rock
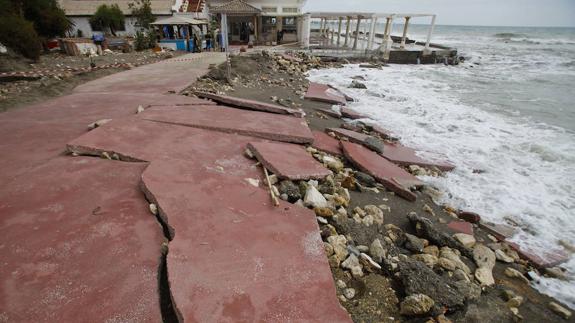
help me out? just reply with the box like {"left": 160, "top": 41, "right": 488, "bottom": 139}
{"left": 336, "top": 279, "right": 346, "bottom": 289}
{"left": 357, "top": 245, "right": 369, "bottom": 253}
{"left": 495, "top": 249, "right": 515, "bottom": 263}
{"left": 453, "top": 280, "right": 482, "bottom": 301}
{"left": 355, "top": 171, "right": 376, "bottom": 186}
{"left": 474, "top": 244, "right": 496, "bottom": 269}
{"left": 343, "top": 288, "right": 356, "bottom": 299}
{"left": 341, "top": 176, "right": 356, "bottom": 190}
{"left": 323, "top": 156, "right": 344, "bottom": 172}
{"left": 324, "top": 242, "right": 334, "bottom": 256}
{"left": 440, "top": 248, "right": 471, "bottom": 275}
{"left": 136, "top": 105, "right": 145, "bottom": 114}
{"left": 545, "top": 267, "right": 569, "bottom": 281}
{"left": 327, "top": 235, "right": 348, "bottom": 264}
{"left": 341, "top": 254, "right": 364, "bottom": 278}
{"left": 349, "top": 80, "right": 367, "bottom": 89}
{"left": 408, "top": 213, "right": 473, "bottom": 258}
{"left": 245, "top": 178, "right": 260, "bottom": 187}
{"left": 436, "top": 314, "right": 453, "bottom": 323}
{"left": 453, "top": 233, "right": 476, "bottom": 248}
{"left": 506, "top": 296, "right": 524, "bottom": 308}
{"left": 319, "top": 177, "right": 336, "bottom": 195}
{"left": 410, "top": 165, "right": 428, "bottom": 176}
{"left": 458, "top": 211, "right": 481, "bottom": 223}
{"left": 278, "top": 180, "right": 301, "bottom": 203}
{"left": 149, "top": 203, "right": 158, "bottom": 215}
{"left": 364, "top": 205, "right": 384, "bottom": 225}
{"left": 370, "top": 239, "right": 386, "bottom": 263}
{"left": 505, "top": 267, "right": 530, "bottom": 284}
{"left": 423, "top": 245, "right": 440, "bottom": 257}
{"left": 453, "top": 269, "right": 471, "bottom": 282}
{"left": 405, "top": 233, "right": 426, "bottom": 253}
{"left": 400, "top": 294, "right": 435, "bottom": 316}
{"left": 363, "top": 136, "right": 384, "bottom": 154}
{"left": 475, "top": 267, "right": 495, "bottom": 286}
{"left": 548, "top": 302, "right": 572, "bottom": 319}
{"left": 412, "top": 254, "right": 439, "bottom": 268}
{"left": 304, "top": 185, "right": 328, "bottom": 208}
{"left": 314, "top": 207, "right": 334, "bottom": 217}
{"left": 360, "top": 253, "right": 382, "bottom": 271}
{"left": 438, "top": 257, "right": 457, "bottom": 271}
{"left": 267, "top": 174, "right": 278, "bottom": 185}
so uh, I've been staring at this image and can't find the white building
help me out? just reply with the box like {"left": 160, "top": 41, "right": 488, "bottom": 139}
{"left": 58, "top": 0, "right": 175, "bottom": 37}
{"left": 179, "top": 0, "right": 308, "bottom": 45}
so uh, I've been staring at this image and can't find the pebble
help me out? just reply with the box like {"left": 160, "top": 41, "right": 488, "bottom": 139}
{"left": 412, "top": 254, "right": 438, "bottom": 268}
{"left": 453, "top": 233, "right": 476, "bottom": 248}
{"left": 341, "top": 254, "right": 364, "bottom": 278}
{"left": 504, "top": 267, "right": 530, "bottom": 284}
{"left": 149, "top": 203, "right": 158, "bottom": 215}
{"left": 343, "top": 288, "right": 356, "bottom": 299}
{"left": 336, "top": 279, "right": 346, "bottom": 289}
{"left": 423, "top": 245, "right": 439, "bottom": 257}
{"left": 303, "top": 185, "right": 328, "bottom": 208}
{"left": 495, "top": 249, "right": 515, "bottom": 263}
{"left": 548, "top": 301, "right": 572, "bottom": 319}
{"left": 400, "top": 294, "right": 435, "bottom": 316}
{"left": 506, "top": 296, "right": 524, "bottom": 308}
{"left": 370, "top": 239, "right": 386, "bottom": 263}
{"left": 438, "top": 257, "right": 457, "bottom": 271}
{"left": 405, "top": 233, "right": 426, "bottom": 253}
{"left": 314, "top": 207, "right": 334, "bottom": 217}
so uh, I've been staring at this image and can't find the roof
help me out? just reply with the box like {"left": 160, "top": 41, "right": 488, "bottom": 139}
{"left": 209, "top": 0, "right": 260, "bottom": 14}
{"left": 58, "top": 0, "right": 175, "bottom": 16}
{"left": 151, "top": 16, "right": 207, "bottom": 25}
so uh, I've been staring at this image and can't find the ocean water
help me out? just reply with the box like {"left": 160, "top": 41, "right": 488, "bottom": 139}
{"left": 307, "top": 25, "right": 575, "bottom": 308}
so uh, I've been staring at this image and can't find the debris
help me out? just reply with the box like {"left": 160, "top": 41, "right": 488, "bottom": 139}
{"left": 263, "top": 167, "right": 279, "bottom": 206}
{"left": 149, "top": 203, "right": 158, "bottom": 215}
{"left": 453, "top": 233, "right": 476, "bottom": 248}
{"left": 88, "top": 118, "right": 112, "bottom": 130}
{"left": 137, "top": 105, "right": 145, "bottom": 114}
{"left": 245, "top": 178, "right": 260, "bottom": 187}
{"left": 304, "top": 185, "right": 328, "bottom": 209}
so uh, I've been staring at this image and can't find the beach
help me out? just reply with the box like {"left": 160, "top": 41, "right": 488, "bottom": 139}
{"left": 185, "top": 48, "right": 574, "bottom": 321}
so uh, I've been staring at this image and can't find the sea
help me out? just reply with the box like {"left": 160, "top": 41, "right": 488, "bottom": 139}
{"left": 307, "top": 24, "right": 575, "bottom": 309}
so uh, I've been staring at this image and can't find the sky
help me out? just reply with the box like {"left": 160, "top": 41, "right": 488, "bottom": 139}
{"left": 303, "top": 0, "right": 575, "bottom": 27}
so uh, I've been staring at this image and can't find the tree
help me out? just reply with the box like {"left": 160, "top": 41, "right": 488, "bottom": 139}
{"left": 129, "top": 0, "right": 156, "bottom": 30}
{"left": 0, "top": 0, "right": 70, "bottom": 60}
{"left": 89, "top": 4, "right": 125, "bottom": 36}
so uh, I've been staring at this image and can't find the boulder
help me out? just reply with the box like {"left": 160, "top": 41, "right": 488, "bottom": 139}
{"left": 399, "top": 261, "right": 466, "bottom": 312}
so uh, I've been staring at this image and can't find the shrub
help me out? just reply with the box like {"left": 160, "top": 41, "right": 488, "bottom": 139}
{"left": 0, "top": 15, "right": 41, "bottom": 60}
{"left": 90, "top": 4, "right": 125, "bottom": 36}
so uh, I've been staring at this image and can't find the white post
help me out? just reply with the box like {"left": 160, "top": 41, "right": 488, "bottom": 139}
{"left": 221, "top": 13, "right": 228, "bottom": 51}
{"left": 367, "top": 16, "right": 377, "bottom": 50}
{"left": 344, "top": 16, "right": 351, "bottom": 47}
{"left": 423, "top": 15, "right": 436, "bottom": 55}
{"left": 353, "top": 16, "right": 361, "bottom": 50}
{"left": 330, "top": 20, "right": 335, "bottom": 44}
{"left": 337, "top": 17, "right": 342, "bottom": 47}
{"left": 301, "top": 13, "right": 311, "bottom": 48}
{"left": 400, "top": 16, "right": 410, "bottom": 49}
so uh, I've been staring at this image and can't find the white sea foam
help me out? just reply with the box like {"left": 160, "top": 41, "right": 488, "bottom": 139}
{"left": 308, "top": 61, "right": 575, "bottom": 309}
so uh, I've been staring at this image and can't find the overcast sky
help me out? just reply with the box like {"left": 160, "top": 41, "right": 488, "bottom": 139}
{"left": 303, "top": 0, "right": 575, "bottom": 27}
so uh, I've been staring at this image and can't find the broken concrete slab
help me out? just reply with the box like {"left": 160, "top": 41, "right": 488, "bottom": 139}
{"left": 380, "top": 142, "right": 455, "bottom": 172}
{"left": 139, "top": 105, "right": 314, "bottom": 144}
{"left": 0, "top": 157, "right": 165, "bottom": 322}
{"left": 247, "top": 141, "right": 332, "bottom": 180}
{"left": 74, "top": 52, "right": 226, "bottom": 94}
{"left": 305, "top": 82, "right": 348, "bottom": 105}
{"left": 316, "top": 107, "right": 342, "bottom": 118}
{"left": 140, "top": 159, "right": 351, "bottom": 322}
{"left": 312, "top": 130, "right": 343, "bottom": 156}
{"left": 327, "top": 127, "right": 384, "bottom": 153}
{"left": 341, "top": 107, "right": 368, "bottom": 120}
{"left": 447, "top": 221, "right": 474, "bottom": 235}
{"left": 67, "top": 117, "right": 260, "bottom": 167}
{"left": 341, "top": 141, "right": 422, "bottom": 201}
{"left": 194, "top": 91, "right": 304, "bottom": 117}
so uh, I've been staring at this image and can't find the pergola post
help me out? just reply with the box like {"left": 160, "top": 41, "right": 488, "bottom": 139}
{"left": 352, "top": 16, "right": 361, "bottom": 50}
{"left": 301, "top": 13, "right": 311, "bottom": 48}
{"left": 400, "top": 16, "right": 411, "bottom": 49}
{"left": 320, "top": 18, "right": 325, "bottom": 36}
{"left": 344, "top": 16, "right": 351, "bottom": 47}
{"left": 423, "top": 15, "right": 436, "bottom": 55}
{"left": 337, "top": 17, "right": 342, "bottom": 47}
{"left": 367, "top": 16, "right": 377, "bottom": 50}
{"left": 330, "top": 19, "right": 335, "bottom": 44}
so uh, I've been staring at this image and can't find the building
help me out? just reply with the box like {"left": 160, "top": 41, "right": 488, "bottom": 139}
{"left": 58, "top": 0, "right": 175, "bottom": 37}
{"left": 179, "top": 0, "right": 308, "bottom": 45}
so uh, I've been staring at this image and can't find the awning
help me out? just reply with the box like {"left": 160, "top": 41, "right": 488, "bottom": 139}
{"left": 151, "top": 16, "right": 208, "bottom": 25}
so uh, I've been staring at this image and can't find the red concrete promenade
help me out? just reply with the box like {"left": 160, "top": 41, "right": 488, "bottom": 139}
{"left": 0, "top": 53, "right": 351, "bottom": 322}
